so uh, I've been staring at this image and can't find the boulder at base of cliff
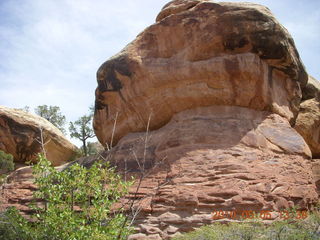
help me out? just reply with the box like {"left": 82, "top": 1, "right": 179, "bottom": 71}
{"left": 0, "top": 106, "right": 78, "bottom": 166}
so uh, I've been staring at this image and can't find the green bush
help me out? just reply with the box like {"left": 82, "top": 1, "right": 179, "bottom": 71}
{"left": 173, "top": 211, "right": 320, "bottom": 240}
{"left": 0, "top": 154, "right": 133, "bottom": 240}
{"left": 0, "top": 150, "right": 14, "bottom": 173}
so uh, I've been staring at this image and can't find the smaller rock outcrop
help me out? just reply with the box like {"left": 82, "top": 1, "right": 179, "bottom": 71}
{"left": 295, "top": 97, "right": 320, "bottom": 158}
{"left": 302, "top": 75, "right": 320, "bottom": 101}
{"left": 0, "top": 106, "right": 77, "bottom": 166}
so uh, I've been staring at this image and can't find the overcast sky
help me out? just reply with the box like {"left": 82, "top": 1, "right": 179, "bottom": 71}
{"left": 0, "top": 0, "right": 319, "bottom": 145}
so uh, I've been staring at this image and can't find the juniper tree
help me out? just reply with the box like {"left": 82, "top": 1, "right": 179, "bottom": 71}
{"left": 69, "top": 114, "right": 95, "bottom": 156}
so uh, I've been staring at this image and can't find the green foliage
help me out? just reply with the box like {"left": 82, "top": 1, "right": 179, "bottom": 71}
{"left": 173, "top": 211, "right": 320, "bottom": 240}
{"left": 81, "top": 141, "right": 104, "bottom": 156}
{"left": 0, "top": 155, "right": 133, "bottom": 240}
{"left": 35, "top": 105, "right": 66, "bottom": 134}
{"left": 69, "top": 114, "right": 95, "bottom": 156}
{"left": 0, "top": 207, "right": 31, "bottom": 240}
{"left": 0, "top": 150, "right": 14, "bottom": 173}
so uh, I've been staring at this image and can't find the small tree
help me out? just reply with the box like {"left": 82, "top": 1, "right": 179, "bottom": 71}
{"left": 69, "top": 115, "right": 95, "bottom": 156}
{"left": 34, "top": 105, "right": 66, "bottom": 134}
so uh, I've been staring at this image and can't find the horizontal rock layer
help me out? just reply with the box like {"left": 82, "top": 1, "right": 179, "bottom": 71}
{"left": 100, "top": 106, "right": 316, "bottom": 239}
{"left": 2, "top": 106, "right": 318, "bottom": 239}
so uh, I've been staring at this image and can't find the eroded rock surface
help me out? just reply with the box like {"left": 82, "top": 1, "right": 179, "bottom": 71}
{"left": 295, "top": 97, "right": 320, "bottom": 158}
{"left": 0, "top": 106, "right": 77, "bottom": 166}
{"left": 2, "top": 106, "right": 317, "bottom": 239}
{"left": 104, "top": 106, "right": 316, "bottom": 239}
{"left": 302, "top": 75, "right": 320, "bottom": 101}
{"left": 94, "top": 0, "right": 307, "bottom": 147}
{"left": 1, "top": 1, "right": 318, "bottom": 240}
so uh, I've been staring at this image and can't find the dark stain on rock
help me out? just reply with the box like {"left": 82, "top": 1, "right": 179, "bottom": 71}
{"left": 94, "top": 89, "right": 108, "bottom": 111}
{"left": 268, "top": 66, "right": 274, "bottom": 88}
{"left": 223, "top": 34, "right": 249, "bottom": 51}
{"left": 1, "top": 116, "right": 42, "bottom": 163}
{"left": 94, "top": 99, "right": 108, "bottom": 111}
{"left": 251, "top": 37, "right": 286, "bottom": 60}
{"left": 97, "top": 55, "right": 131, "bottom": 93}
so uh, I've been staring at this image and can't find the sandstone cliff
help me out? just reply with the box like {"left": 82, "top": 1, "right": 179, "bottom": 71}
{"left": 90, "top": 0, "right": 317, "bottom": 239}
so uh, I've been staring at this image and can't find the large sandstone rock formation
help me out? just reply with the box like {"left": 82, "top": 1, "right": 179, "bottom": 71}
{"left": 90, "top": 0, "right": 318, "bottom": 239}
{"left": 0, "top": 106, "right": 77, "bottom": 166}
{"left": 1, "top": 106, "right": 318, "bottom": 239}
{"left": 1, "top": 1, "right": 318, "bottom": 240}
{"left": 85, "top": 106, "right": 317, "bottom": 239}
{"left": 94, "top": 0, "right": 307, "bottom": 147}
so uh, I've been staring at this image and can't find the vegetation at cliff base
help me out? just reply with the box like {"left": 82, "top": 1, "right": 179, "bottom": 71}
{"left": 0, "top": 155, "right": 133, "bottom": 240}
{"left": 173, "top": 212, "right": 320, "bottom": 240}
{"left": 0, "top": 150, "right": 14, "bottom": 184}
{"left": 0, "top": 150, "right": 14, "bottom": 173}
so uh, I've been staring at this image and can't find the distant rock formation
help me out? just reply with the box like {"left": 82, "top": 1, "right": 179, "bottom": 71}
{"left": 0, "top": 106, "right": 77, "bottom": 166}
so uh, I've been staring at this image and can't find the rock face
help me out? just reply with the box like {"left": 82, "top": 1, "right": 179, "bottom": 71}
{"left": 2, "top": 106, "right": 317, "bottom": 239}
{"left": 90, "top": 0, "right": 317, "bottom": 238}
{"left": 96, "top": 106, "right": 316, "bottom": 239}
{"left": 295, "top": 97, "right": 320, "bottom": 158}
{"left": 94, "top": 0, "right": 307, "bottom": 147}
{"left": 0, "top": 106, "right": 77, "bottom": 166}
{"left": 0, "top": 166, "right": 35, "bottom": 216}
{"left": 1, "top": 1, "right": 318, "bottom": 240}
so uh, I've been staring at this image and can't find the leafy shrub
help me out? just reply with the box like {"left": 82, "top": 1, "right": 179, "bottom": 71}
{"left": 173, "top": 211, "right": 320, "bottom": 240}
{"left": 0, "top": 154, "right": 133, "bottom": 240}
{"left": 0, "top": 150, "right": 14, "bottom": 173}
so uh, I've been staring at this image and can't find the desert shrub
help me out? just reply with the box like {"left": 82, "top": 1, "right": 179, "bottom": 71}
{"left": 173, "top": 211, "right": 320, "bottom": 240}
{"left": 0, "top": 150, "right": 14, "bottom": 173}
{"left": 0, "top": 150, "right": 14, "bottom": 184}
{"left": 0, "top": 154, "right": 133, "bottom": 240}
{"left": 0, "top": 207, "right": 31, "bottom": 240}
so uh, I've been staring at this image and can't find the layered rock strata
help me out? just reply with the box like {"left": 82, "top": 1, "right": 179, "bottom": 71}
{"left": 91, "top": 0, "right": 317, "bottom": 238}
{"left": 111, "top": 106, "right": 316, "bottom": 239}
{"left": 1, "top": 106, "right": 318, "bottom": 239}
